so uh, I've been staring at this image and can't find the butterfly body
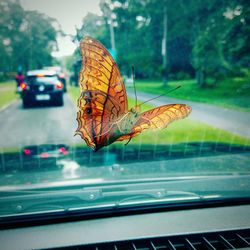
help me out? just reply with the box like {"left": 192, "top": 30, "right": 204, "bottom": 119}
{"left": 114, "top": 107, "right": 140, "bottom": 134}
{"left": 76, "top": 37, "right": 192, "bottom": 151}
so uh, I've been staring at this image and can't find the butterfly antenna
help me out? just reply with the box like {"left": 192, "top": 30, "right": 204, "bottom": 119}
{"left": 132, "top": 65, "right": 137, "bottom": 106}
{"left": 138, "top": 85, "right": 181, "bottom": 107}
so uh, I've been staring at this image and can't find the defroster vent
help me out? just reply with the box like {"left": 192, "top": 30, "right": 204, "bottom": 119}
{"left": 51, "top": 228, "right": 250, "bottom": 250}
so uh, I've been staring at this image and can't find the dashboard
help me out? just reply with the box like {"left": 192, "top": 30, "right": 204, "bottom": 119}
{"left": 0, "top": 203, "right": 250, "bottom": 249}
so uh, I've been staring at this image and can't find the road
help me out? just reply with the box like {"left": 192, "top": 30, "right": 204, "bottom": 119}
{"left": 127, "top": 90, "right": 250, "bottom": 138}
{"left": 0, "top": 94, "right": 81, "bottom": 148}
{"left": 0, "top": 90, "right": 249, "bottom": 149}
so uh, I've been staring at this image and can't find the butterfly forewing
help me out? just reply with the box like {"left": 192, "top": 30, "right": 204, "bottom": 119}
{"left": 76, "top": 37, "right": 128, "bottom": 150}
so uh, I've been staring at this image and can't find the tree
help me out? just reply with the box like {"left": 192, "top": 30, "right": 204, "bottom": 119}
{"left": 23, "top": 10, "right": 58, "bottom": 70}
{"left": 74, "top": 0, "right": 249, "bottom": 86}
{"left": 223, "top": 0, "right": 250, "bottom": 74}
{"left": 76, "top": 13, "right": 108, "bottom": 42}
{"left": 108, "top": 0, "right": 163, "bottom": 78}
{"left": 0, "top": 0, "right": 59, "bottom": 75}
{"left": 0, "top": 0, "right": 25, "bottom": 72}
{"left": 177, "top": 0, "right": 250, "bottom": 87}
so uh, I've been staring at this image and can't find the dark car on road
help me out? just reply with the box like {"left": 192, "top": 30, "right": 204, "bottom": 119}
{"left": 21, "top": 70, "right": 64, "bottom": 108}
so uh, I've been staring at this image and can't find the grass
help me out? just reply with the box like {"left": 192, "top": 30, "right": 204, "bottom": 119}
{"left": 127, "top": 77, "right": 250, "bottom": 112}
{"left": 0, "top": 81, "right": 18, "bottom": 109}
{"left": 69, "top": 86, "right": 80, "bottom": 104}
{"left": 69, "top": 86, "right": 250, "bottom": 147}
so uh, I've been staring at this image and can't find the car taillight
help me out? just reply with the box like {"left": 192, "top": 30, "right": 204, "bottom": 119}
{"left": 20, "top": 82, "right": 28, "bottom": 90}
{"left": 56, "top": 81, "right": 64, "bottom": 89}
{"left": 59, "top": 147, "right": 69, "bottom": 155}
{"left": 23, "top": 149, "right": 31, "bottom": 155}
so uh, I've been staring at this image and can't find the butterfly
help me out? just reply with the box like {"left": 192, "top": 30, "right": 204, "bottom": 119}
{"left": 75, "top": 36, "right": 192, "bottom": 151}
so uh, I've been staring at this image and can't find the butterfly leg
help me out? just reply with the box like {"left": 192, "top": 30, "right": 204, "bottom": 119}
{"left": 125, "top": 136, "right": 132, "bottom": 146}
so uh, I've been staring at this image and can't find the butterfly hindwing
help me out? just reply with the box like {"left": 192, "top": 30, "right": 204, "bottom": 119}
{"left": 135, "top": 104, "right": 192, "bottom": 130}
{"left": 116, "top": 104, "right": 191, "bottom": 142}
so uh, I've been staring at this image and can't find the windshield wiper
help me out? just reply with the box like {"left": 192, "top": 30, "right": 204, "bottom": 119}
{"left": 0, "top": 187, "right": 205, "bottom": 216}
{"left": 3, "top": 174, "right": 250, "bottom": 217}
{"left": 113, "top": 190, "right": 203, "bottom": 207}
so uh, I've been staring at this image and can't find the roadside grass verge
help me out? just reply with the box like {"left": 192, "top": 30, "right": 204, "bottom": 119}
{"left": 128, "top": 77, "right": 250, "bottom": 112}
{"left": 69, "top": 85, "right": 80, "bottom": 105}
{"left": 68, "top": 86, "right": 250, "bottom": 147}
{"left": 0, "top": 81, "right": 18, "bottom": 109}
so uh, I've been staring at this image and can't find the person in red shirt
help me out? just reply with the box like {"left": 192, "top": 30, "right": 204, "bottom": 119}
{"left": 15, "top": 71, "right": 25, "bottom": 87}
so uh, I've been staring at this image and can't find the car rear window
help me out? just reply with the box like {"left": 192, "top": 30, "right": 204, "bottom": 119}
{"left": 27, "top": 76, "right": 58, "bottom": 84}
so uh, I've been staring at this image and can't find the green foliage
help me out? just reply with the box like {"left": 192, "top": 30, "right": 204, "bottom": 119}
{"left": 63, "top": 55, "right": 75, "bottom": 73}
{"left": 0, "top": 81, "right": 17, "bottom": 109}
{"left": 128, "top": 118, "right": 250, "bottom": 147}
{"left": 130, "top": 77, "right": 250, "bottom": 112}
{"left": 0, "top": 0, "right": 59, "bottom": 74}
{"left": 74, "top": 0, "right": 249, "bottom": 86}
{"left": 189, "top": 0, "right": 250, "bottom": 86}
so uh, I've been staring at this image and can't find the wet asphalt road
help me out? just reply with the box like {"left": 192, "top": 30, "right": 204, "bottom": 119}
{"left": 0, "top": 94, "right": 81, "bottom": 148}
{"left": 0, "top": 90, "right": 249, "bottom": 149}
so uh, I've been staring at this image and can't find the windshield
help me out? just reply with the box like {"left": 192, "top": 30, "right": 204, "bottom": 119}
{"left": 0, "top": 0, "right": 249, "bottom": 220}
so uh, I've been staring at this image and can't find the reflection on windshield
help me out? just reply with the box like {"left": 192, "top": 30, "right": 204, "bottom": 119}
{"left": 60, "top": 160, "right": 80, "bottom": 179}
{"left": 0, "top": 142, "right": 250, "bottom": 189}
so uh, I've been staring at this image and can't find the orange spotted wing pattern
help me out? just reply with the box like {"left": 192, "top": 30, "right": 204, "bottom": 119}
{"left": 76, "top": 36, "right": 128, "bottom": 150}
{"left": 76, "top": 37, "right": 191, "bottom": 151}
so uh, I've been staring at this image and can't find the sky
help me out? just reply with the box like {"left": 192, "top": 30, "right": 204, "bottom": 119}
{"left": 21, "top": 0, "right": 102, "bottom": 57}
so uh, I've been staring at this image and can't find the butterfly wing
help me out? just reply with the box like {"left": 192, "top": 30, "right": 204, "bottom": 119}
{"left": 75, "top": 36, "right": 128, "bottom": 150}
{"left": 116, "top": 104, "right": 192, "bottom": 142}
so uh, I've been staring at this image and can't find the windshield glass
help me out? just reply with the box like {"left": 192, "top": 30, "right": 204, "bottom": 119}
{"left": 0, "top": 0, "right": 249, "bottom": 219}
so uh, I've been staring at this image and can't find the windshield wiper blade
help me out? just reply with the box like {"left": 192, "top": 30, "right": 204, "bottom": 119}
{"left": 0, "top": 188, "right": 102, "bottom": 202}
{"left": 0, "top": 187, "right": 205, "bottom": 216}
{"left": 111, "top": 190, "right": 205, "bottom": 209}
{"left": 0, "top": 188, "right": 103, "bottom": 215}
